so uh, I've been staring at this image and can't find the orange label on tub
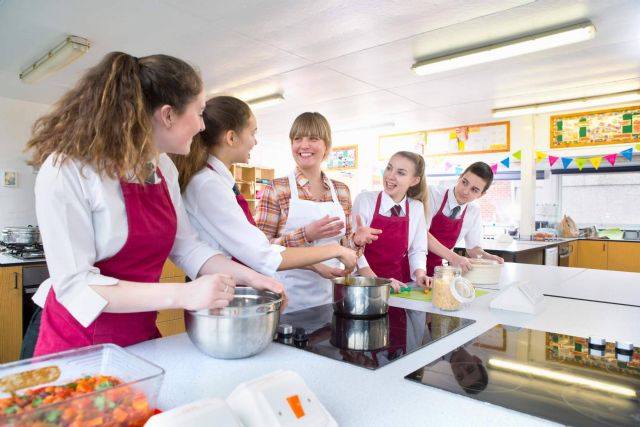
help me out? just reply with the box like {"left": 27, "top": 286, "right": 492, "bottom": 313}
{"left": 286, "top": 395, "right": 305, "bottom": 419}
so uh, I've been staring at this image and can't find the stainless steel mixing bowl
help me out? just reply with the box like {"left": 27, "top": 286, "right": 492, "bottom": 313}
{"left": 185, "top": 287, "right": 283, "bottom": 359}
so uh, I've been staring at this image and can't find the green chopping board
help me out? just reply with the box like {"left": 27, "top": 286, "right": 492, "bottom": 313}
{"left": 391, "top": 288, "right": 488, "bottom": 302}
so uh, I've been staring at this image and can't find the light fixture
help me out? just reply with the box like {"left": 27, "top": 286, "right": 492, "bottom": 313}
{"left": 492, "top": 90, "right": 640, "bottom": 118}
{"left": 20, "top": 36, "right": 90, "bottom": 84}
{"left": 246, "top": 94, "right": 285, "bottom": 109}
{"left": 488, "top": 358, "right": 636, "bottom": 398}
{"left": 412, "top": 22, "right": 596, "bottom": 76}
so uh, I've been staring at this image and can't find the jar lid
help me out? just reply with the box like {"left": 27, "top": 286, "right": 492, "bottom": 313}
{"left": 450, "top": 277, "right": 475, "bottom": 303}
{"left": 434, "top": 264, "right": 462, "bottom": 274}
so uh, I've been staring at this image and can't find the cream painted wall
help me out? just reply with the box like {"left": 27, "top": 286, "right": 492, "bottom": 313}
{"left": 0, "top": 96, "right": 50, "bottom": 228}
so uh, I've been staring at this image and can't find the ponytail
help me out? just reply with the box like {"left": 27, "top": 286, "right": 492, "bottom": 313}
{"left": 26, "top": 51, "right": 202, "bottom": 183}
{"left": 392, "top": 151, "right": 429, "bottom": 219}
{"left": 171, "top": 96, "right": 252, "bottom": 191}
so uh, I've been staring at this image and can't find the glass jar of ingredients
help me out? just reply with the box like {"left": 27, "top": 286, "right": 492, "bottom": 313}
{"left": 432, "top": 264, "right": 476, "bottom": 311}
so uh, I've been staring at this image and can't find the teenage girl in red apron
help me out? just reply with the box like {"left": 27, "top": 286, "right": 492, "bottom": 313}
{"left": 172, "top": 96, "right": 358, "bottom": 277}
{"left": 353, "top": 151, "right": 432, "bottom": 355}
{"left": 24, "top": 53, "right": 285, "bottom": 357}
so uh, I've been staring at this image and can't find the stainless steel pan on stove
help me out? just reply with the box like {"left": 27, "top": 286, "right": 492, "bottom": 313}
{"left": 332, "top": 276, "right": 391, "bottom": 318}
{"left": 1, "top": 226, "right": 41, "bottom": 245}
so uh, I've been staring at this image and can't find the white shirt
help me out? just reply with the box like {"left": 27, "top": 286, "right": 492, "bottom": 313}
{"left": 352, "top": 191, "right": 427, "bottom": 277}
{"left": 427, "top": 184, "right": 482, "bottom": 249}
{"left": 182, "top": 155, "right": 284, "bottom": 276}
{"left": 33, "top": 153, "right": 220, "bottom": 327}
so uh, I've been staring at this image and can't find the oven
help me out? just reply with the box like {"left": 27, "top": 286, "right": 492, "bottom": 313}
{"left": 22, "top": 264, "right": 49, "bottom": 335}
{"left": 558, "top": 243, "right": 572, "bottom": 267}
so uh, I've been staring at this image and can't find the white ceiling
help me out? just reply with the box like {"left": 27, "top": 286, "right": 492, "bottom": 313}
{"left": 1, "top": 0, "right": 639, "bottom": 144}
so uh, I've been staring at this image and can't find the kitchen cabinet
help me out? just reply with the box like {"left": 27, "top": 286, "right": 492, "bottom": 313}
{"left": 0, "top": 266, "right": 22, "bottom": 363}
{"left": 576, "top": 240, "right": 608, "bottom": 270}
{"left": 156, "top": 260, "right": 187, "bottom": 337}
{"left": 576, "top": 240, "right": 640, "bottom": 272}
{"left": 559, "top": 241, "right": 578, "bottom": 267}
{"left": 607, "top": 241, "right": 640, "bottom": 273}
{"left": 230, "top": 164, "right": 275, "bottom": 216}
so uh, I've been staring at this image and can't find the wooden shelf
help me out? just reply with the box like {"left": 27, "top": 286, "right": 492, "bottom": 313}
{"left": 229, "top": 164, "right": 274, "bottom": 215}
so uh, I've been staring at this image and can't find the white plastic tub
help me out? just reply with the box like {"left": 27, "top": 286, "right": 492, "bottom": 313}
{"left": 462, "top": 258, "right": 502, "bottom": 285}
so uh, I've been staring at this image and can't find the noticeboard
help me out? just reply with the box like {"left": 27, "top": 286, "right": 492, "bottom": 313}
{"left": 425, "top": 121, "right": 510, "bottom": 157}
{"left": 550, "top": 106, "right": 640, "bottom": 148}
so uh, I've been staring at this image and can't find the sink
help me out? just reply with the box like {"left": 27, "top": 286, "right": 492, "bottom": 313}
{"left": 623, "top": 230, "right": 640, "bottom": 240}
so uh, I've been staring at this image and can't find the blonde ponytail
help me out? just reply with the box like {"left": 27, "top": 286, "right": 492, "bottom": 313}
{"left": 392, "top": 151, "right": 429, "bottom": 219}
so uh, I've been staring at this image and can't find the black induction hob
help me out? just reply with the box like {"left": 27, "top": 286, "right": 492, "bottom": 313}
{"left": 406, "top": 325, "right": 640, "bottom": 426}
{"left": 275, "top": 303, "right": 475, "bottom": 370}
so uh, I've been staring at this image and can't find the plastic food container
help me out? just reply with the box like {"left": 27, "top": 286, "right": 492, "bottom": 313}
{"left": 0, "top": 344, "right": 164, "bottom": 426}
{"left": 432, "top": 264, "right": 475, "bottom": 311}
{"left": 462, "top": 258, "right": 503, "bottom": 285}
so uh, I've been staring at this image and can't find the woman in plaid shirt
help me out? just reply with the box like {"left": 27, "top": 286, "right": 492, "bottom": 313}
{"left": 256, "top": 112, "right": 379, "bottom": 312}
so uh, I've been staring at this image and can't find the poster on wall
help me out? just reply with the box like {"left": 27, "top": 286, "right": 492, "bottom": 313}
{"left": 425, "top": 121, "right": 510, "bottom": 157}
{"left": 326, "top": 145, "right": 358, "bottom": 170}
{"left": 550, "top": 105, "right": 640, "bottom": 149}
{"left": 378, "top": 131, "right": 426, "bottom": 160}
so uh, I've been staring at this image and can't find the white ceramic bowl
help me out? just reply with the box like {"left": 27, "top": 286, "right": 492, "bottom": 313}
{"left": 462, "top": 258, "right": 502, "bottom": 285}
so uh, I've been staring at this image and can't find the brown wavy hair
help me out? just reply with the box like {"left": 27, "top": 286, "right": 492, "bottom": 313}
{"left": 392, "top": 151, "right": 429, "bottom": 219}
{"left": 25, "top": 51, "right": 202, "bottom": 182}
{"left": 171, "top": 96, "right": 252, "bottom": 190}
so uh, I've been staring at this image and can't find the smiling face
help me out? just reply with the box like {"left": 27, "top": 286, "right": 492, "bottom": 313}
{"left": 154, "top": 90, "right": 206, "bottom": 155}
{"left": 453, "top": 172, "right": 488, "bottom": 205}
{"left": 232, "top": 114, "right": 258, "bottom": 164}
{"left": 383, "top": 154, "right": 420, "bottom": 203}
{"left": 291, "top": 135, "right": 327, "bottom": 170}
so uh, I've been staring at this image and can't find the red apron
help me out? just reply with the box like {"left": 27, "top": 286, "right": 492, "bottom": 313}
{"left": 363, "top": 192, "right": 410, "bottom": 356}
{"left": 426, "top": 189, "right": 467, "bottom": 276}
{"left": 34, "top": 168, "right": 177, "bottom": 356}
{"left": 206, "top": 163, "right": 256, "bottom": 226}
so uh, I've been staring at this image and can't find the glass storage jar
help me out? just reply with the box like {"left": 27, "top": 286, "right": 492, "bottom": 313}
{"left": 432, "top": 264, "right": 475, "bottom": 311}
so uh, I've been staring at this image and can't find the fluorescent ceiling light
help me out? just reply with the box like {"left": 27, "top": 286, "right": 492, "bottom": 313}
{"left": 20, "top": 36, "right": 90, "bottom": 84}
{"left": 492, "top": 90, "right": 640, "bottom": 118}
{"left": 412, "top": 22, "right": 596, "bottom": 76}
{"left": 488, "top": 358, "right": 636, "bottom": 398}
{"left": 246, "top": 94, "right": 285, "bottom": 109}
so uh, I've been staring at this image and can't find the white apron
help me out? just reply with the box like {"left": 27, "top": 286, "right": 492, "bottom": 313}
{"left": 275, "top": 171, "right": 346, "bottom": 313}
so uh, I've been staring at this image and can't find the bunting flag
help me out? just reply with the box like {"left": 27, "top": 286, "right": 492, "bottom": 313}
{"left": 535, "top": 151, "right": 547, "bottom": 162}
{"left": 512, "top": 150, "right": 522, "bottom": 161}
{"left": 500, "top": 157, "right": 510, "bottom": 168}
{"left": 490, "top": 163, "right": 498, "bottom": 174}
{"left": 575, "top": 158, "right": 587, "bottom": 171}
{"left": 454, "top": 166, "right": 463, "bottom": 174}
{"left": 561, "top": 157, "right": 573, "bottom": 169}
{"left": 636, "top": 144, "right": 640, "bottom": 151}
{"left": 603, "top": 153, "right": 617, "bottom": 166}
{"left": 589, "top": 157, "right": 602, "bottom": 170}
{"left": 444, "top": 162, "right": 453, "bottom": 171}
{"left": 621, "top": 148, "right": 633, "bottom": 161}
{"left": 548, "top": 155, "right": 559, "bottom": 167}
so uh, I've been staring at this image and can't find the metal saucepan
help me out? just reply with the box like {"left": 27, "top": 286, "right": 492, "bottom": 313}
{"left": 332, "top": 276, "right": 392, "bottom": 318}
{"left": 330, "top": 313, "right": 389, "bottom": 351}
{"left": 1, "top": 226, "right": 41, "bottom": 245}
{"left": 184, "top": 287, "right": 283, "bottom": 359}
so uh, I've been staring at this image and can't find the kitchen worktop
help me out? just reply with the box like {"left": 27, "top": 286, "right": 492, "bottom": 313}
{"left": 458, "top": 237, "right": 578, "bottom": 253}
{"left": 129, "top": 263, "right": 640, "bottom": 426}
{"left": 0, "top": 253, "right": 46, "bottom": 266}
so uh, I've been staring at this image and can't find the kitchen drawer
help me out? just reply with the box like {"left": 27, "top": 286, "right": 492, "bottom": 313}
{"left": 160, "top": 259, "right": 186, "bottom": 279}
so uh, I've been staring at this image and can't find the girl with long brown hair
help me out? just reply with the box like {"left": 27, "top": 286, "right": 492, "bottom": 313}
{"left": 171, "top": 96, "right": 357, "bottom": 279}
{"left": 24, "top": 52, "right": 284, "bottom": 357}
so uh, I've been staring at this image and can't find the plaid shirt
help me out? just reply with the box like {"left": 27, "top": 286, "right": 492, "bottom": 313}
{"left": 255, "top": 168, "right": 353, "bottom": 247}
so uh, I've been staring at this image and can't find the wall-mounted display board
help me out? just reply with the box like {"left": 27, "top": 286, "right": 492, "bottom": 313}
{"left": 425, "top": 121, "right": 510, "bottom": 157}
{"left": 326, "top": 145, "right": 358, "bottom": 170}
{"left": 378, "top": 131, "right": 426, "bottom": 160}
{"left": 550, "top": 106, "right": 640, "bottom": 149}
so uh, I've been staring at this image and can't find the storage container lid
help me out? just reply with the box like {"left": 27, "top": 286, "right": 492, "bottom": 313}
{"left": 450, "top": 277, "right": 475, "bottom": 303}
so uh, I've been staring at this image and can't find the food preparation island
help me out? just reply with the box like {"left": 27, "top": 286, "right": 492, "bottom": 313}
{"left": 128, "top": 263, "right": 640, "bottom": 426}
